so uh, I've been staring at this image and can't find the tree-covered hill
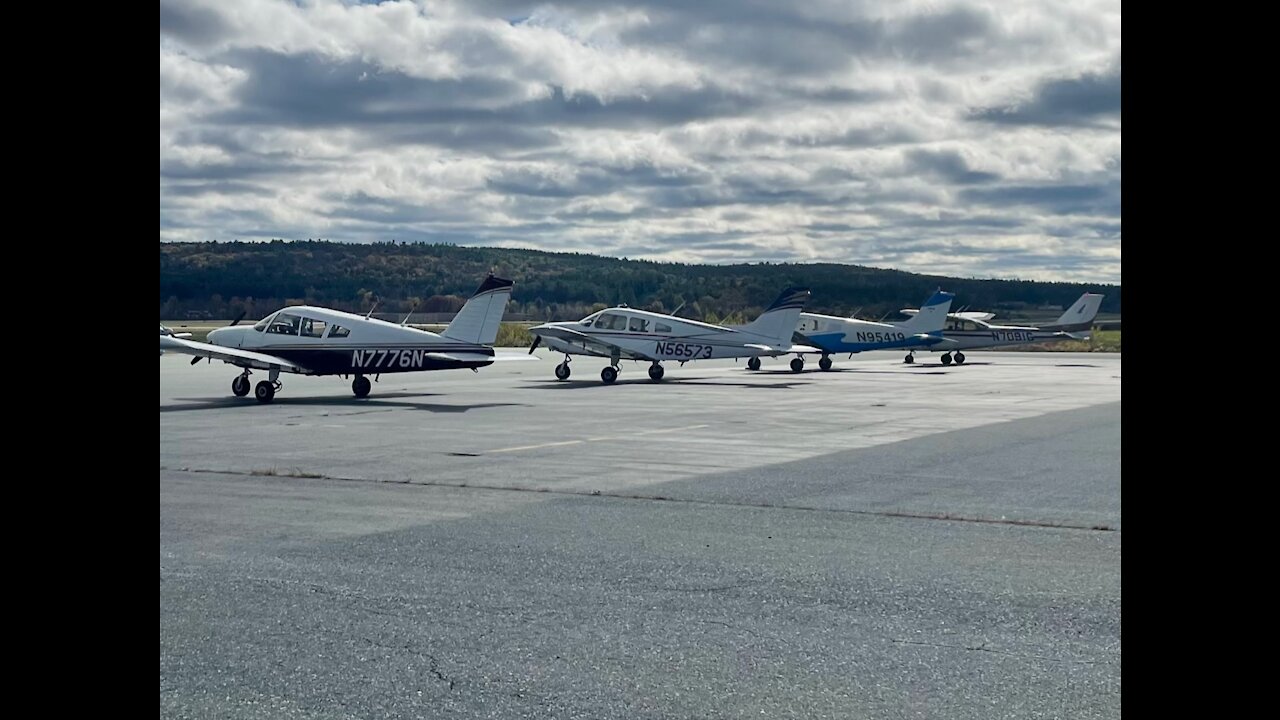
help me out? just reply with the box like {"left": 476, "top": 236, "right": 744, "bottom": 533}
{"left": 160, "top": 241, "right": 1120, "bottom": 323}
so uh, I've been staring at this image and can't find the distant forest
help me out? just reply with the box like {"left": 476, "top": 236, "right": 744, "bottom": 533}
{"left": 160, "top": 241, "right": 1121, "bottom": 324}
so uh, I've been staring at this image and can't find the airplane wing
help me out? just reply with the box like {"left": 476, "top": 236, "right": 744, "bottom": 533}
{"left": 915, "top": 334, "right": 953, "bottom": 346}
{"left": 532, "top": 325, "right": 655, "bottom": 361}
{"left": 160, "top": 335, "right": 311, "bottom": 373}
{"left": 745, "top": 343, "right": 823, "bottom": 355}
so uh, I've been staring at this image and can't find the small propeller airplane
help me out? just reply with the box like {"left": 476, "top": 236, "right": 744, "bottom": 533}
{"left": 159, "top": 324, "right": 193, "bottom": 339}
{"left": 159, "top": 274, "right": 517, "bottom": 402}
{"left": 896, "top": 292, "right": 1105, "bottom": 365}
{"left": 159, "top": 324, "right": 192, "bottom": 355}
{"left": 775, "top": 290, "right": 957, "bottom": 370}
{"left": 526, "top": 287, "right": 819, "bottom": 383}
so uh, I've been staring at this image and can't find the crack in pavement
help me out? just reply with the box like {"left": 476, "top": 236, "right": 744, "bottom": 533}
{"left": 161, "top": 466, "right": 1118, "bottom": 533}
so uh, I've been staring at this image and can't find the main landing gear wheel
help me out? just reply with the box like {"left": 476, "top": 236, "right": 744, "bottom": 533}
{"left": 819, "top": 355, "right": 833, "bottom": 372}
{"left": 254, "top": 380, "right": 276, "bottom": 403}
{"left": 352, "top": 375, "right": 371, "bottom": 398}
{"left": 941, "top": 353, "right": 953, "bottom": 366}
{"left": 747, "top": 357, "right": 762, "bottom": 371}
{"left": 601, "top": 366, "right": 618, "bottom": 384}
{"left": 231, "top": 376, "right": 250, "bottom": 397}
{"left": 903, "top": 353, "right": 915, "bottom": 364}
{"left": 555, "top": 362, "right": 571, "bottom": 380}
{"left": 790, "top": 357, "right": 805, "bottom": 373}
{"left": 954, "top": 352, "right": 966, "bottom": 365}
{"left": 648, "top": 363, "right": 665, "bottom": 381}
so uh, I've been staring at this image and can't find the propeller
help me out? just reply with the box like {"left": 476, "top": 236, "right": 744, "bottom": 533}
{"left": 528, "top": 335, "right": 542, "bottom": 354}
{"left": 228, "top": 310, "right": 247, "bottom": 327}
{"left": 190, "top": 356, "right": 202, "bottom": 365}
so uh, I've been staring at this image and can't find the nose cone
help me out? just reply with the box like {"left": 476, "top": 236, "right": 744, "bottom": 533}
{"left": 529, "top": 322, "right": 553, "bottom": 335}
{"left": 207, "top": 327, "right": 231, "bottom": 346}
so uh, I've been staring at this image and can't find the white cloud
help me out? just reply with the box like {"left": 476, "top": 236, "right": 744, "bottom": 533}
{"left": 159, "top": 0, "right": 1121, "bottom": 283}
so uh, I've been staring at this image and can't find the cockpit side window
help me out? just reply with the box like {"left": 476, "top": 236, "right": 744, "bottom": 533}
{"left": 267, "top": 313, "right": 301, "bottom": 335}
{"left": 655, "top": 322, "right": 672, "bottom": 333}
{"left": 301, "top": 317, "right": 328, "bottom": 338}
{"left": 595, "top": 313, "right": 626, "bottom": 330}
{"left": 327, "top": 324, "right": 351, "bottom": 338}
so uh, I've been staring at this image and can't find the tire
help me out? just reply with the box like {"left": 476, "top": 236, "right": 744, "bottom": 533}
{"left": 790, "top": 357, "right": 804, "bottom": 372}
{"left": 352, "top": 375, "right": 371, "bottom": 398}
{"left": 254, "top": 381, "right": 275, "bottom": 403}
{"left": 941, "top": 354, "right": 952, "bottom": 366}
{"left": 648, "top": 364, "right": 664, "bottom": 381}
{"left": 747, "top": 357, "right": 761, "bottom": 371}
{"left": 601, "top": 366, "right": 618, "bottom": 384}
{"left": 955, "top": 352, "right": 966, "bottom": 364}
{"left": 555, "top": 363, "right": 571, "bottom": 380}
{"left": 232, "top": 376, "right": 250, "bottom": 397}
{"left": 818, "top": 356, "right": 833, "bottom": 371}
{"left": 904, "top": 354, "right": 914, "bottom": 364}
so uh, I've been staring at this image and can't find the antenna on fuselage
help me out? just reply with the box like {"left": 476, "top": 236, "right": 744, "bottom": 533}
{"left": 670, "top": 301, "right": 686, "bottom": 317}
{"left": 365, "top": 300, "right": 380, "bottom": 319}
{"left": 400, "top": 300, "right": 419, "bottom": 326}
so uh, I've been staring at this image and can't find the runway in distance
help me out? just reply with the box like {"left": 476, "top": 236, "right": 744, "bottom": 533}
{"left": 526, "top": 287, "right": 819, "bottom": 383}
{"left": 159, "top": 274, "right": 518, "bottom": 402}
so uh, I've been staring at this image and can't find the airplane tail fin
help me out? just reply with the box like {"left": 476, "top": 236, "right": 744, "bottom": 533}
{"left": 442, "top": 274, "right": 515, "bottom": 345}
{"left": 897, "top": 290, "right": 955, "bottom": 334}
{"left": 742, "top": 287, "right": 811, "bottom": 345}
{"left": 1044, "top": 293, "right": 1104, "bottom": 331}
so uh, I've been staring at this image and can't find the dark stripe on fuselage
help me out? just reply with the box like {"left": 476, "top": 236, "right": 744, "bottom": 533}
{"left": 253, "top": 347, "right": 494, "bottom": 375}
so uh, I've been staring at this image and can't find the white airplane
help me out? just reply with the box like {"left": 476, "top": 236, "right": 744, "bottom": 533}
{"left": 775, "top": 290, "right": 956, "bottom": 371}
{"left": 527, "top": 287, "right": 819, "bottom": 383}
{"left": 159, "top": 324, "right": 192, "bottom": 355}
{"left": 159, "top": 274, "right": 517, "bottom": 402}
{"left": 898, "top": 292, "right": 1105, "bottom": 365}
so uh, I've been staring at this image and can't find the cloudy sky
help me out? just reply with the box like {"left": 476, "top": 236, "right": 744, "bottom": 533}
{"left": 160, "top": 0, "right": 1121, "bottom": 283}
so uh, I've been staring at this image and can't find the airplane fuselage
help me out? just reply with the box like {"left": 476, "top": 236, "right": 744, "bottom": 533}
{"left": 932, "top": 322, "right": 1076, "bottom": 351}
{"left": 533, "top": 309, "right": 797, "bottom": 363}
{"left": 207, "top": 306, "right": 494, "bottom": 376}
{"left": 795, "top": 313, "right": 944, "bottom": 354}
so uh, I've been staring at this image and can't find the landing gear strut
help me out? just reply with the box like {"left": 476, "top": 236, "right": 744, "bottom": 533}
{"left": 352, "top": 374, "right": 371, "bottom": 398}
{"left": 818, "top": 355, "right": 833, "bottom": 372}
{"left": 231, "top": 370, "right": 251, "bottom": 397}
{"left": 648, "top": 362, "right": 665, "bottom": 382}
{"left": 747, "top": 357, "right": 762, "bottom": 371}
{"left": 555, "top": 355, "right": 572, "bottom": 380}
{"left": 254, "top": 368, "right": 282, "bottom": 403}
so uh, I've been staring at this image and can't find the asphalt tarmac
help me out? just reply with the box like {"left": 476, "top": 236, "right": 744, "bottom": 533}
{"left": 161, "top": 351, "right": 1121, "bottom": 719}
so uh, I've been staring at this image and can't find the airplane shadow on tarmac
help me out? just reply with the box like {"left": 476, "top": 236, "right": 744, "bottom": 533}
{"left": 161, "top": 392, "right": 526, "bottom": 414}
{"left": 521, "top": 376, "right": 814, "bottom": 390}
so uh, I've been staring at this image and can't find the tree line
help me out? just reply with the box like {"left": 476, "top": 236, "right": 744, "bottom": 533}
{"left": 160, "top": 240, "right": 1121, "bottom": 323}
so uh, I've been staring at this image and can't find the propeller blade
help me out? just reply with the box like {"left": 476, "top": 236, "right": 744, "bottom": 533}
{"left": 528, "top": 335, "right": 542, "bottom": 354}
{"left": 229, "top": 310, "right": 247, "bottom": 327}
{"left": 190, "top": 356, "right": 202, "bottom": 365}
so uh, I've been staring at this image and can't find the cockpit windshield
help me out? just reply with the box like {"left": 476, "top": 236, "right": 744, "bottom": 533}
{"left": 252, "top": 313, "right": 274, "bottom": 332}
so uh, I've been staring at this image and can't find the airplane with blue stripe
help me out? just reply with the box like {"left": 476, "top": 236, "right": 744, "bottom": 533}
{"left": 751, "top": 290, "right": 955, "bottom": 371}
